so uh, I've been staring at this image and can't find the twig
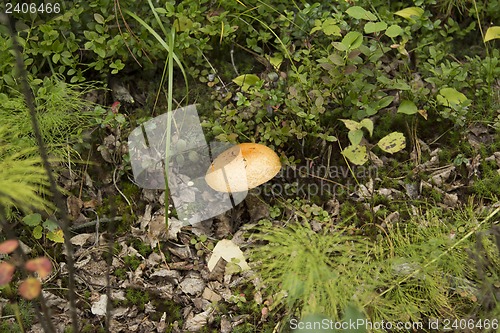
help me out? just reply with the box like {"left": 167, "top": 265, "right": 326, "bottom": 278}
{"left": 69, "top": 216, "right": 123, "bottom": 232}
{"left": 2, "top": 13, "right": 79, "bottom": 333}
{"left": 113, "top": 167, "right": 134, "bottom": 216}
{"left": 230, "top": 44, "right": 239, "bottom": 76}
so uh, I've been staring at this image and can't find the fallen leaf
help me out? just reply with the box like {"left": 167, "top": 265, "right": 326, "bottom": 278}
{"left": 208, "top": 239, "right": 250, "bottom": 272}
{"left": 70, "top": 233, "right": 92, "bottom": 246}
{"left": 91, "top": 294, "right": 108, "bottom": 316}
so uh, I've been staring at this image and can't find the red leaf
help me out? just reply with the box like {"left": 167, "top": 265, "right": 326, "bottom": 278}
{"left": 25, "top": 257, "right": 52, "bottom": 279}
{"left": 0, "top": 261, "right": 15, "bottom": 285}
{"left": 0, "top": 239, "right": 19, "bottom": 254}
{"left": 18, "top": 277, "right": 41, "bottom": 300}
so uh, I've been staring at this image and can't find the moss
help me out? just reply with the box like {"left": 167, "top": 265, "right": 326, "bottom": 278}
{"left": 151, "top": 298, "right": 183, "bottom": 325}
{"left": 0, "top": 301, "right": 34, "bottom": 333}
{"left": 123, "top": 255, "right": 141, "bottom": 271}
{"left": 130, "top": 238, "right": 153, "bottom": 257}
{"left": 124, "top": 288, "right": 150, "bottom": 311}
{"left": 114, "top": 267, "right": 127, "bottom": 280}
{"left": 472, "top": 170, "right": 500, "bottom": 198}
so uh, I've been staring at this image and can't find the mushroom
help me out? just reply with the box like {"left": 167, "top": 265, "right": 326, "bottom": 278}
{"left": 205, "top": 143, "right": 281, "bottom": 192}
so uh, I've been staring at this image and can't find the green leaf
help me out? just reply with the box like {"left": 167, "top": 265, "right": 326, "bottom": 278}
{"left": 342, "top": 145, "right": 368, "bottom": 165}
{"left": 364, "top": 21, "right": 387, "bottom": 34}
{"left": 378, "top": 132, "right": 406, "bottom": 154}
{"left": 484, "top": 26, "right": 500, "bottom": 42}
{"left": 340, "top": 119, "right": 361, "bottom": 131}
{"left": 342, "top": 32, "right": 363, "bottom": 50}
{"left": 374, "top": 95, "right": 394, "bottom": 110}
{"left": 437, "top": 87, "right": 469, "bottom": 107}
{"left": 348, "top": 129, "right": 364, "bottom": 146}
{"left": 94, "top": 47, "right": 106, "bottom": 58}
{"left": 322, "top": 18, "right": 341, "bottom": 36}
{"left": 232, "top": 74, "right": 260, "bottom": 92}
{"left": 325, "top": 135, "right": 337, "bottom": 142}
{"left": 52, "top": 53, "right": 60, "bottom": 63}
{"left": 394, "top": 7, "right": 424, "bottom": 21}
{"left": 385, "top": 24, "right": 403, "bottom": 38}
{"left": 42, "top": 219, "right": 59, "bottom": 232}
{"left": 266, "top": 53, "right": 283, "bottom": 70}
{"left": 33, "top": 225, "right": 43, "bottom": 239}
{"left": 332, "top": 42, "right": 347, "bottom": 52}
{"left": 346, "top": 6, "right": 377, "bottom": 21}
{"left": 360, "top": 119, "right": 373, "bottom": 137}
{"left": 94, "top": 13, "right": 105, "bottom": 24}
{"left": 23, "top": 213, "right": 42, "bottom": 227}
{"left": 398, "top": 100, "right": 418, "bottom": 115}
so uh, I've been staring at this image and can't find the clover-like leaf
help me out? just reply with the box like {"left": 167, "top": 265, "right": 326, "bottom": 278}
{"left": 22, "top": 213, "right": 42, "bottom": 227}
{"left": 42, "top": 219, "right": 59, "bottom": 232}
{"left": 33, "top": 225, "right": 43, "bottom": 240}
{"left": 47, "top": 229, "right": 64, "bottom": 243}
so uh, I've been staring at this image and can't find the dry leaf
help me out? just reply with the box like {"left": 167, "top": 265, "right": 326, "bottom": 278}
{"left": 91, "top": 294, "right": 108, "bottom": 316}
{"left": 208, "top": 239, "right": 250, "bottom": 272}
{"left": 70, "top": 233, "right": 92, "bottom": 247}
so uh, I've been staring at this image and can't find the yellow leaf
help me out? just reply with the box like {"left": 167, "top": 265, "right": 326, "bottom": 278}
{"left": 394, "top": 7, "right": 424, "bottom": 21}
{"left": 47, "top": 229, "right": 64, "bottom": 243}
{"left": 341, "top": 145, "right": 368, "bottom": 165}
{"left": 378, "top": 132, "right": 406, "bottom": 154}
{"left": 484, "top": 26, "right": 500, "bottom": 42}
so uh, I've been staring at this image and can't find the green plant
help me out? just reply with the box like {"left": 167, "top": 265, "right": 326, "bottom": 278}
{"left": 0, "top": 75, "right": 96, "bottom": 159}
{"left": 249, "top": 200, "right": 500, "bottom": 330}
{"left": 249, "top": 210, "right": 372, "bottom": 321}
{"left": 190, "top": 234, "right": 215, "bottom": 257}
{"left": 124, "top": 288, "right": 150, "bottom": 311}
{"left": 123, "top": 255, "right": 141, "bottom": 271}
{"left": 0, "top": 126, "right": 50, "bottom": 214}
{"left": 0, "top": 300, "right": 34, "bottom": 333}
{"left": 21, "top": 213, "right": 64, "bottom": 244}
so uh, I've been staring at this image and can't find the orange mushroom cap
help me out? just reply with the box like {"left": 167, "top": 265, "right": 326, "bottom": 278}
{"left": 205, "top": 143, "right": 281, "bottom": 192}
